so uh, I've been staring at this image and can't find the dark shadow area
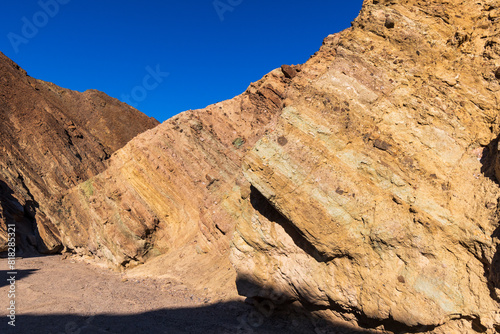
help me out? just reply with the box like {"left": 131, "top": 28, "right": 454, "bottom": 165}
{"left": 249, "top": 185, "right": 333, "bottom": 263}
{"left": 0, "top": 179, "right": 36, "bottom": 254}
{"left": 479, "top": 136, "right": 500, "bottom": 304}
{"left": 0, "top": 269, "right": 38, "bottom": 288}
{"left": 489, "top": 226, "right": 500, "bottom": 302}
{"left": 0, "top": 179, "right": 57, "bottom": 257}
{"left": 237, "top": 276, "right": 434, "bottom": 334}
{"left": 479, "top": 137, "right": 498, "bottom": 183}
{"left": 0, "top": 301, "right": 382, "bottom": 334}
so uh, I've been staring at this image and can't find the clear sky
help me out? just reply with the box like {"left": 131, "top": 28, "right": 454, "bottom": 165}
{"left": 0, "top": 1, "right": 363, "bottom": 122}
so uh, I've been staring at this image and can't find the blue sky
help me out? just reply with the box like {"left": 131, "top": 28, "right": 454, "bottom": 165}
{"left": 0, "top": 1, "right": 363, "bottom": 122}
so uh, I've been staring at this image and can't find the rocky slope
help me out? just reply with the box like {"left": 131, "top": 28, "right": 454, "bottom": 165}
{"left": 0, "top": 52, "right": 159, "bottom": 253}
{"left": 8, "top": 0, "right": 500, "bottom": 332}
{"left": 231, "top": 0, "right": 500, "bottom": 332}
{"left": 46, "top": 65, "right": 289, "bottom": 296}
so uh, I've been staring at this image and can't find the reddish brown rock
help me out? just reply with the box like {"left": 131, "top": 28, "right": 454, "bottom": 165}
{"left": 0, "top": 52, "right": 159, "bottom": 253}
{"left": 281, "top": 64, "right": 298, "bottom": 79}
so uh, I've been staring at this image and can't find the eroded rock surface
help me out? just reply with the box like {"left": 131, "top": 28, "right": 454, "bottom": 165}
{"left": 231, "top": 0, "right": 500, "bottom": 332}
{"left": 0, "top": 52, "right": 159, "bottom": 253}
{"left": 5, "top": 0, "right": 500, "bottom": 332}
{"left": 47, "top": 67, "right": 289, "bottom": 286}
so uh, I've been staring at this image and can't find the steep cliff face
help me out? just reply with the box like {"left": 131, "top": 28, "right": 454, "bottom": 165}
{"left": 231, "top": 0, "right": 500, "bottom": 332}
{"left": 0, "top": 53, "right": 159, "bottom": 253}
{"left": 10, "top": 0, "right": 500, "bottom": 332}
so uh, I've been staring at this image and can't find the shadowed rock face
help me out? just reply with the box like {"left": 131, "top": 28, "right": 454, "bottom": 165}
{"left": 0, "top": 52, "right": 159, "bottom": 253}
{"left": 231, "top": 0, "right": 500, "bottom": 332}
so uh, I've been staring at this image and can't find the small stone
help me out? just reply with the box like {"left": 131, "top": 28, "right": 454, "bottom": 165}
{"left": 385, "top": 17, "right": 395, "bottom": 29}
{"left": 392, "top": 196, "right": 403, "bottom": 205}
{"left": 240, "top": 186, "right": 251, "bottom": 200}
{"left": 281, "top": 65, "right": 297, "bottom": 79}
{"left": 373, "top": 139, "right": 392, "bottom": 151}
{"left": 232, "top": 137, "right": 245, "bottom": 149}
{"left": 277, "top": 136, "right": 288, "bottom": 146}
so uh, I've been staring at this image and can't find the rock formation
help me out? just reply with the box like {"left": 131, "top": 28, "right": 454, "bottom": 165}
{"left": 0, "top": 52, "right": 159, "bottom": 253}
{"left": 47, "top": 67, "right": 288, "bottom": 282}
{"left": 3, "top": 0, "right": 500, "bottom": 332}
{"left": 232, "top": 0, "right": 500, "bottom": 332}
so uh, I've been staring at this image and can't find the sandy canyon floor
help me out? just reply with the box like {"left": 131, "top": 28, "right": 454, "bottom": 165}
{"left": 0, "top": 255, "right": 360, "bottom": 334}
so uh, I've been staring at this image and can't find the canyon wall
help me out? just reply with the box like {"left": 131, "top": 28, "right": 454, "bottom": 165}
{"left": 2, "top": 0, "right": 500, "bottom": 332}
{"left": 46, "top": 67, "right": 289, "bottom": 279}
{"left": 231, "top": 0, "right": 500, "bottom": 332}
{"left": 0, "top": 52, "right": 159, "bottom": 253}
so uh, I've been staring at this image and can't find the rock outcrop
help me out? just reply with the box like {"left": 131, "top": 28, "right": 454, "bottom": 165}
{"left": 231, "top": 0, "right": 500, "bottom": 332}
{"left": 4, "top": 0, "right": 500, "bottom": 332}
{"left": 0, "top": 52, "right": 159, "bottom": 253}
{"left": 46, "top": 67, "right": 289, "bottom": 278}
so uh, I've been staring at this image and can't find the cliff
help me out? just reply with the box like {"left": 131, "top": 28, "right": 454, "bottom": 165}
{"left": 0, "top": 52, "right": 159, "bottom": 253}
{"left": 45, "top": 66, "right": 290, "bottom": 296}
{"left": 232, "top": 0, "right": 500, "bottom": 332}
{"left": 3, "top": 0, "right": 500, "bottom": 332}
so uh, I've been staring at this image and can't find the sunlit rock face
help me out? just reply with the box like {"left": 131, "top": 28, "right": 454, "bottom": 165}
{"left": 47, "top": 67, "right": 289, "bottom": 270}
{"left": 231, "top": 0, "right": 500, "bottom": 332}
{"left": 7, "top": 0, "right": 500, "bottom": 331}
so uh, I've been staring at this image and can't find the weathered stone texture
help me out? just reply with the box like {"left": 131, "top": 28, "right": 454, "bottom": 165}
{"left": 0, "top": 52, "right": 159, "bottom": 253}
{"left": 232, "top": 0, "right": 500, "bottom": 332}
{"left": 4, "top": 0, "right": 500, "bottom": 332}
{"left": 48, "top": 69, "right": 289, "bottom": 269}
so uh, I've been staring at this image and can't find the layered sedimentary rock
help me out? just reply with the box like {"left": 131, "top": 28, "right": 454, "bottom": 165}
{"left": 47, "top": 68, "right": 288, "bottom": 273}
{"left": 231, "top": 0, "right": 500, "bottom": 332}
{"left": 0, "top": 52, "right": 158, "bottom": 253}
{"left": 8, "top": 0, "right": 500, "bottom": 332}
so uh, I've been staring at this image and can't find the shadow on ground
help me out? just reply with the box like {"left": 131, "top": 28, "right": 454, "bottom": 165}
{"left": 0, "top": 269, "right": 38, "bottom": 288}
{"left": 241, "top": 187, "right": 433, "bottom": 334}
{"left": 0, "top": 301, "right": 375, "bottom": 334}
